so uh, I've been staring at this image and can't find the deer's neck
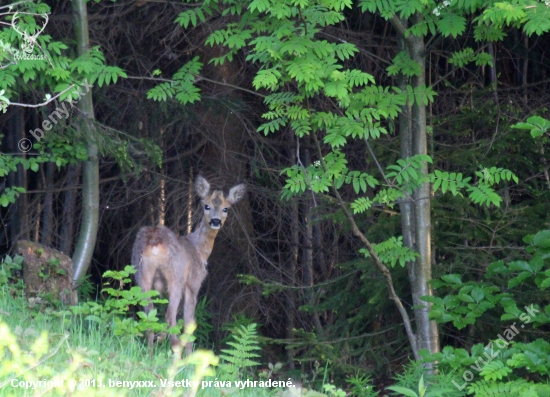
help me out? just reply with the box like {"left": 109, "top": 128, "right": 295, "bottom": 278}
{"left": 188, "top": 219, "right": 219, "bottom": 264}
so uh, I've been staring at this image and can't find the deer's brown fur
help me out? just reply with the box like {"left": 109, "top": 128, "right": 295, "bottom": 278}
{"left": 132, "top": 175, "right": 246, "bottom": 353}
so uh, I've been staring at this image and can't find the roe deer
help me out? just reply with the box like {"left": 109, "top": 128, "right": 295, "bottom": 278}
{"left": 132, "top": 174, "right": 246, "bottom": 354}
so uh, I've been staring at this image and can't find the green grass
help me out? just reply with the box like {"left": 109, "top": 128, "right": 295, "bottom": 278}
{"left": 0, "top": 285, "right": 286, "bottom": 397}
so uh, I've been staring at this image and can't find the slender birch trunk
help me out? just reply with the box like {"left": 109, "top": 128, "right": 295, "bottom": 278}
{"left": 71, "top": 0, "right": 99, "bottom": 287}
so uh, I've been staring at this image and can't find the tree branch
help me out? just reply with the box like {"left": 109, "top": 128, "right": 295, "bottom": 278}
{"left": 8, "top": 84, "right": 75, "bottom": 108}
{"left": 310, "top": 130, "right": 419, "bottom": 360}
{"left": 390, "top": 15, "right": 408, "bottom": 41}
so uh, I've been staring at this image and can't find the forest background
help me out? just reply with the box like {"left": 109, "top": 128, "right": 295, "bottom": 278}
{"left": 1, "top": 0, "right": 550, "bottom": 395}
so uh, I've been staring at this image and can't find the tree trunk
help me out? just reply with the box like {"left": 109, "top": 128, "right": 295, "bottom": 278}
{"left": 60, "top": 163, "right": 81, "bottom": 255}
{"left": 40, "top": 162, "right": 55, "bottom": 247}
{"left": 71, "top": 0, "right": 100, "bottom": 287}
{"left": 397, "top": 27, "right": 417, "bottom": 291}
{"left": 409, "top": 15, "right": 440, "bottom": 358}
{"left": 7, "top": 106, "right": 30, "bottom": 244}
{"left": 301, "top": 143, "right": 324, "bottom": 338}
{"left": 391, "top": 13, "right": 440, "bottom": 360}
{"left": 287, "top": 198, "right": 299, "bottom": 369}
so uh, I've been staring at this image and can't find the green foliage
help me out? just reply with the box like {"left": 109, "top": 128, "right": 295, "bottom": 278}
{"left": 0, "top": 186, "right": 25, "bottom": 208}
{"left": 147, "top": 57, "right": 202, "bottom": 104}
{"left": 466, "top": 379, "right": 544, "bottom": 396}
{"left": 175, "top": 8, "right": 209, "bottom": 29}
{"left": 219, "top": 323, "right": 261, "bottom": 379}
{"left": 0, "top": 255, "right": 23, "bottom": 291}
{"left": 430, "top": 166, "right": 518, "bottom": 208}
{"left": 506, "top": 339, "right": 550, "bottom": 376}
{"left": 512, "top": 116, "right": 550, "bottom": 139}
{"left": 386, "top": 154, "right": 431, "bottom": 194}
{"left": 481, "top": 3, "right": 525, "bottom": 29}
{"left": 350, "top": 197, "right": 373, "bottom": 214}
{"left": 69, "top": 46, "right": 126, "bottom": 87}
{"left": 0, "top": 317, "right": 219, "bottom": 397}
{"left": 522, "top": 3, "right": 550, "bottom": 36}
{"left": 387, "top": 51, "right": 422, "bottom": 77}
{"left": 360, "top": 236, "right": 418, "bottom": 268}
{"left": 479, "top": 360, "right": 512, "bottom": 381}
{"left": 70, "top": 266, "right": 171, "bottom": 339}
{"left": 402, "top": 84, "right": 438, "bottom": 106}
{"left": 346, "top": 372, "right": 379, "bottom": 397}
{"left": 436, "top": 13, "right": 467, "bottom": 39}
{"left": 387, "top": 368, "right": 463, "bottom": 397}
{"left": 448, "top": 48, "right": 475, "bottom": 68}
{"left": 322, "top": 383, "right": 347, "bottom": 397}
{"left": 0, "top": 1, "right": 147, "bottom": 208}
{"left": 193, "top": 297, "right": 214, "bottom": 348}
{"left": 155, "top": 2, "right": 550, "bottom": 387}
{"left": 422, "top": 229, "right": 550, "bottom": 394}
{"left": 386, "top": 374, "right": 427, "bottom": 397}
{"left": 0, "top": 131, "right": 89, "bottom": 200}
{"left": 1, "top": 267, "right": 325, "bottom": 396}
{"left": 1, "top": 2, "right": 126, "bottom": 105}
{"left": 476, "top": 0, "right": 550, "bottom": 37}
{"left": 422, "top": 281, "right": 502, "bottom": 329}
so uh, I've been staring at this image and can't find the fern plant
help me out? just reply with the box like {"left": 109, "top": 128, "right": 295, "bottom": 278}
{"left": 466, "top": 379, "right": 548, "bottom": 397}
{"left": 218, "top": 323, "right": 261, "bottom": 380}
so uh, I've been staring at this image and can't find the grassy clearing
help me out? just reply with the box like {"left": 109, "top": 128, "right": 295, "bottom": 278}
{"left": 0, "top": 285, "right": 292, "bottom": 397}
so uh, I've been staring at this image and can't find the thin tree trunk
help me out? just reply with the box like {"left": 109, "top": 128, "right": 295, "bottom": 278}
{"left": 8, "top": 106, "right": 30, "bottom": 243}
{"left": 487, "top": 43, "right": 498, "bottom": 103}
{"left": 301, "top": 145, "right": 324, "bottom": 337}
{"left": 40, "top": 162, "right": 56, "bottom": 247}
{"left": 391, "top": 13, "right": 440, "bottom": 360}
{"left": 71, "top": 0, "right": 100, "bottom": 287}
{"left": 34, "top": 177, "right": 42, "bottom": 243}
{"left": 287, "top": 198, "right": 299, "bottom": 369}
{"left": 187, "top": 167, "right": 194, "bottom": 233}
{"left": 158, "top": 128, "right": 166, "bottom": 226}
{"left": 60, "top": 163, "right": 81, "bottom": 255}
{"left": 397, "top": 26, "right": 417, "bottom": 289}
{"left": 313, "top": 223, "right": 328, "bottom": 279}
{"left": 409, "top": 15, "right": 440, "bottom": 359}
{"left": 521, "top": 32, "right": 529, "bottom": 103}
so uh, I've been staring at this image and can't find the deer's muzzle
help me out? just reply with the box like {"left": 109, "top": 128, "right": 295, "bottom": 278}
{"left": 209, "top": 219, "right": 222, "bottom": 228}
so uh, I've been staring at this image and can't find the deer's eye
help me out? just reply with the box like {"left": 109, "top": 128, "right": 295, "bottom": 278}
{"left": 205, "top": 205, "right": 211, "bottom": 210}
{"left": 223, "top": 208, "right": 228, "bottom": 213}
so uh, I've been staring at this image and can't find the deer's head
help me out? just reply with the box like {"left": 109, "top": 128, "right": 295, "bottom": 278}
{"left": 195, "top": 175, "right": 246, "bottom": 230}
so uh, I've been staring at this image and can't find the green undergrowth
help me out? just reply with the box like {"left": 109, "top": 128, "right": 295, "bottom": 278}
{"left": 6, "top": 238, "right": 550, "bottom": 397}
{"left": 0, "top": 261, "right": 348, "bottom": 397}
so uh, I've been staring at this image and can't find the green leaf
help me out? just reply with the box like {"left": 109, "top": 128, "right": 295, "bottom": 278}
{"left": 533, "top": 230, "right": 550, "bottom": 248}
{"left": 441, "top": 274, "right": 462, "bottom": 285}
{"left": 458, "top": 294, "right": 474, "bottom": 303}
{"left": 385, "top": 386, "right": 419, "bottom": 397}
{"left": 436, "top": 13, "right": 467, "bottom": 38}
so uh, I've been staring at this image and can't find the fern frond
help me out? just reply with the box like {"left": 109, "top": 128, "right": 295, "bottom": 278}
{"left": 219, "top": 324, "right": 261, "bottom": 380}
{"left": 467, "top": 379, "right": 534, "bottom": 397}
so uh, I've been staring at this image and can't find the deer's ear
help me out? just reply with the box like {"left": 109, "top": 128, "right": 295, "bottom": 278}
{"left": 195, "top": 174, "right": 211, "bottom": 199}
{"left": 227, "top": 183, "right": 246, "bottom": 205}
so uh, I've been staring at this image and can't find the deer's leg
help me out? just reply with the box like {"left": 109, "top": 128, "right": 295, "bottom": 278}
{"left": 138, "top": 261, "right": 156, "bottom": 349}
{"left": 166, "top": 287, "right": 183, "bottom": 349}
{"left": 183, "top": 286, "right": 199, "bottom": 355}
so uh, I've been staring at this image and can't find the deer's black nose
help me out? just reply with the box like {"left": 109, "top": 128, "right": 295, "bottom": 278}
{"left": 210, "top": 218, "right": 221, "bottom": 227}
